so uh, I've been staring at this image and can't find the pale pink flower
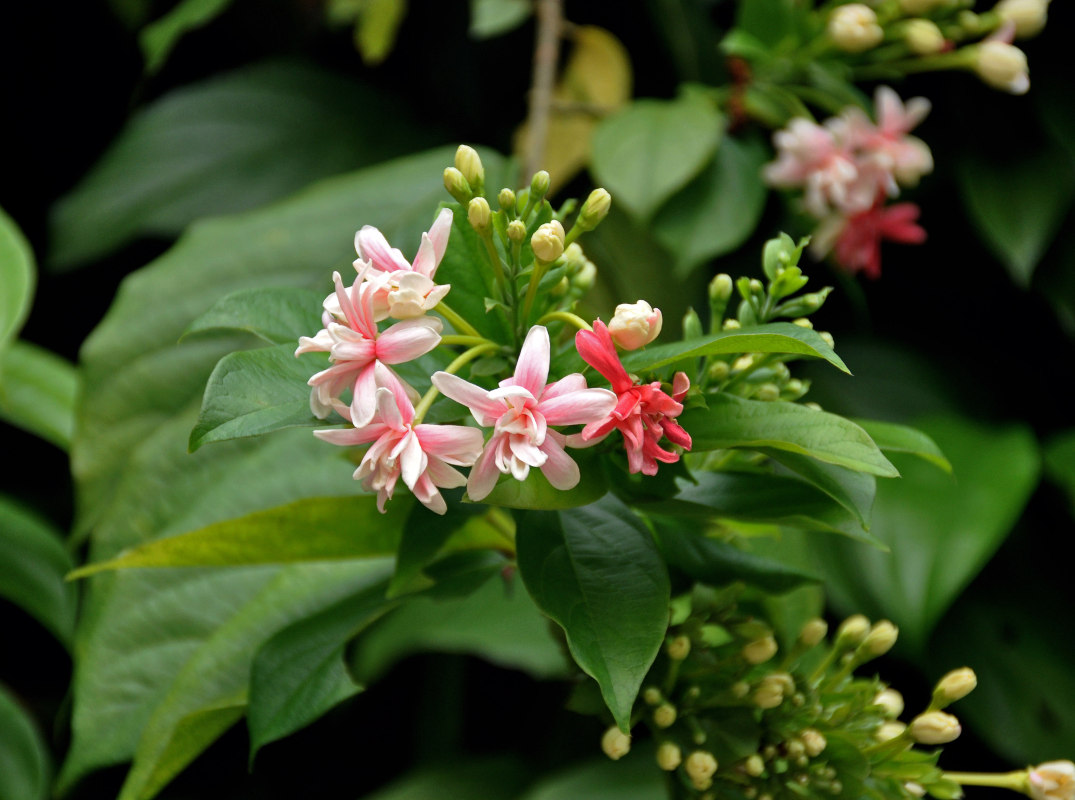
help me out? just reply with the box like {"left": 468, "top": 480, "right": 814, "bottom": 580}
{"left": 296, "top": 270, "right": 442, "bottom": 425}
{"left": 838, "top": 87, "right": 933, "bottom": 193}
{"left": 575, "top": 320, "right": 691, "bottom": 476}
{"left": 764, "top": 118, "right": 871, "bottom": 217}
{"left": 432, "top": 325, "right": 617, "bottom": 501}
{"left": 608, "top": 300, "right": 663, "bottom": 351}
{"left": 1029, "top": 761, "right": 1075, "bottom": 800}
{"left": 352, "top": 208, "right": 454, "bottom": 320}
{"left": 315, "top": 369, "right": 484, "bottom": 514}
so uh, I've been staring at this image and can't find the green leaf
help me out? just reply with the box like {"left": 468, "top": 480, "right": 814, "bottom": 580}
{"left": 469, "top": 0, "right": 530, "bottom": 38}
{"left": 139, "top": 0, "right": 234, "bottom": 74}
{"left": 1044, "top": 429, "right": 1075, "bottom": 512}
{"left": 650, "top": 517, "right": 821, "bottom": 592}
{"left": 652, "top": 134, "right": 770, "bottom": 276}
{"left": 352, "top": 568, "right": 567, "bottom": 683}
{"left": 620, "top": 321, "right": 849, "bottom": 375}
{"left": 763, "top": 448, "right": 876, "bottom": 528}
{"left": 361, "top": 758, "right": 531, "bottom": 800}
{"left": 480, "top": 450, "right": 609, "bottom": 509}
{"left": 70, "top": 495, "right": 407, "bottom": 578}
{"left": 0, "top": 496, "right": 78, "bottom": 647}
{"left": 520, "top": 752, "right": 663, "bottom": 800}
{"left": 852, "top": 418, "right": 951, "bottom": 473}
{"left": 247, "top": 577, "right": 393, "bottom": 760}
{"left": 807, "top": 416, "right": 1040, "bottom": 653}
{"left": 389, "top": 498, "right": 485, "bottom": 597}
{"left": 0, "top": 684, "right": 51, "bottom": 800}
{"left": 591, "top": 96, "right": 723, "bottom": 222}
{"left": 734, "top": 0, "right": 802, "bottom": 47}
{"left": 188, "top": 345, "right": 324, "bottom": 451}
{"left": 49, "top": 60, "right": 439, "bottom": 269}
{"left": 435, "top": 203, "right": 511, "bottom": 341}
{"left": 182, "top": 286, "right": 325, "bottom": 345}
{"left": 0, "top": 341, "right": 77, "bottom": 451}
{"left": 515, "top": 496, "right": 670, "bottom": 731}
{"left": 956, "top": 146, "right": 1075, "bottom": 287}
{"left": 354, "top": 0, "right": 408, "bottom": 64}
{"left": 682, "top": 394, "right": 898, "bottom": 476}
{"left": 0, "top": 206, "right": 34, "bottom": 348}
{"left": 116, "top": 561, "right": 391, "bottom": 800}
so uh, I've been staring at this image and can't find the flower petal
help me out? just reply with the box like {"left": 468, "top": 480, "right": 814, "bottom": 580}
{"left": 538, "top": 387, "right": 618, "bottom": 427}
{"left": 467, "top": 437, "right": 503, "bottom": 501}
{"left": 432, "top": 372, "right": 505, "bottom": 426}
{"left": 376, "top": 317, "right": 443, "bottom": 364}
{"left": 411, "top": 207, "right": 454, "bottom": 278}
{"left": 513, "top": 325, "right": 550, "bottom": 397}
{"left": 538, "top": 433, "right": 580, "bottom": 490}
{"left": 355, "top": 225, "right": 411, "bottom": 274}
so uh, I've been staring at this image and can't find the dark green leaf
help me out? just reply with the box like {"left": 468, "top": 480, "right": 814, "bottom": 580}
{"left": 0, "top": 206, "right": 34, "bottom": 348}
{"left": 681, "top": 394, "right": 897, "bottom": 476}
{"left": 353, "top": 0, "right": 407, "bottom": 65}
{"left": 520, "top": 751, "right": 663, "bottom": 800}
{"left": 0, "top": 341, "right": 77, "bottom": 451}
{"left": 388, "top": 497, "right": 494, "bottom": 597}
{"left": 480, "top": 451, "right": 609, "bottom": 509}
{"left": 182, "top": 286, "right": 325, "bottom": 345}
{"left": 515, "top": 496, "right": 670, "bottom": 730}
{"left": 435, "top": 204, "right": 511, "bottom": 341}
{"left": 1045, "top": 429, "right": 1075, "bottom": 513}
{"left": 361, "top": 758, "right": 531, "bottom": 800}
{"left": 652, "top": 135, "right": 770, "bottom": 276}
{"left": 763, "top": 448, "right": 876, "bottom": 528}
{"left": 469, "top": 0, "right": 531, "bottom": 38}
{"left": 189, "top": 345, "right": 324, "bottom": 451}
{"left": 0, "top": 496, "right": 78, "bottom": 647}
{"left": 734, "top": 0, "right": 800, "bottom": 47}
{"left": 852, "top": 418, "right": 951, "bottom": 472}
{"left": 139, "top": 0, "right": 234, "bottom": 74}
{"left": 0, "top": 684, "right": 51, "bottom": 800}
{"left": 620, "top": 322, "right": 849, "bottom": 375}
{"left": 591, "top": 96, "right": 723, "bottom": 221}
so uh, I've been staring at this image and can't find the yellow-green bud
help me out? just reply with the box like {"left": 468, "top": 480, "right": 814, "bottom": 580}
{"left": 467, "top": 197, "right": 491, "bottom": 233}
{"left": 742, "top": 635, "right": 778, "bottom": 665}
{"left": 801, "top": 729, "right": 827, "bottom": 757}
{"left": 976, "top": 41, "right": 1030, "bottom": 95}
{"left": 731, "top": 681, "right": 751, "bottom": 699}
{"left": 601, "top": 726, "right": 632, "bottom": 760}
{"left": 685, "top": 751, "right": 719, "bottom": 791}
{"left": 709, "top": 273, "right": 734, "bottom": 302}
{"left": 577, "top": 188, "right": 612, "bottom": 231}
{"left": 995, "top": 0, "right": 1048, "bottom": 38}
{"left": 909, "top": 711, "right": 961, "bottom": 744}
{"left": 819, "top": 331, "right": 835, "bottom": 349}
{"left": 722, "top": 319, "right": 741, "bottom": 330}
{"left": 656, "top": 742, "right": 682, "bottom": 771}
{"left": 835, "top": 614, "right": 871, "bottom": 647}
{"left": 530, "top": 170, "right": 551, "bottom": 200}
{"left": 507, "top": 219, "right": 527, "bottom": 243}
{"left": 753, "top": 676, "right": 786, "bottom": 710}
{"left": 786, "top": 739, "right": 805, "bottom": 759}
{"left": 667, "top": 635, "right": 692, "bottom": 661}
{"left": 454, "top": 145, "right": 484, "bottom": 194}
{"left": 708, "top": 361, "right": 730, "bottom": 381}
{"left": 905, "top": 782, "right": 927, "bottom": 798}
{"left": 654, "top": 703, "right": 677, "bottom": 728}
{"left": 861, "top": 620, "right": 899, "bottom": 657}
{"left": 874, "top": 688, "right": 905, "bottom": 718}
{"left": 958, "top": 10, "right": 981, "bottom": 33}
{"left": 643, "top": 687, "right": 663, "bottom": 706}
{"left": 573, "top": 260, "right": 596, "bottom": 292}
{"left": 531, "top": 220, "right": 565, "bottom": 263}
{"left": 733, "top": 355, "right": 754, "bottom": 371}
{"left": 828, "top": 4, "right": 884, "bottom": 52}
{"left": 756, "top": 383, "right": 781, "bottom": 402}
{"left": 904, "top": 19, "right": 945, "bottom": 54}
{"left": 498, "top": 188, "right": 517, "bottom": 213}
{"left": 443, "top": 167, "right": 472, "bottom": 204}
{"left": 876, "top": 720, "right": 907, "bottom": 742}
{"left": 792, "top": 317, "right": 813, "bottom": 328}
{"left": 745, "top": 754, "right": 765, "bottom": 776}
{"left": 799, "top": 618, "right": 828, "bottom": 647}
{"left": 932, "top": 667, "right": 977, "bottom": 707}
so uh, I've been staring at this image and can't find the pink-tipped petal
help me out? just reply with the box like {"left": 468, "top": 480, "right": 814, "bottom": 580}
{"left": 513, "top": 326, "right": 551, "bottom": 397}
{"left": 314, "top": 424, "right": 386, "bottom": 446}
{"left": 415, "top": 424, "right": 484, "bottom": 465}
{"left": 350, "top": 363, "right": 379, "bottom": 428}
{"left": 411, "top": 208, "right": 454, "bottom": 278}
{"left": 355, "top": 225, "right": 410, "bottom": 274}
{"left": 432, "top": 372, "right": 506, "bottom": 426}
{"left": 376, "top": 317, "right": 443, "bottom": 364}
{"left": 538, "top": 387, "right": 618, "bottom": 426}
{"left": 467, "top": 439, "right": 503, "bottom": 501}
{"left": 538, "top": 433, "right": 580, "bottom": 490}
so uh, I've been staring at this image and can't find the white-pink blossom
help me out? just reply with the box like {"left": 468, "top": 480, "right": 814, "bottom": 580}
{"left": 838, "top": 87, "right": 933, "bottom": 193}
{"left": 432, "top": 325, "right": 617, "bottom": 501}
{"left": 314, "top": 368, "right": 484, "bottom": 515}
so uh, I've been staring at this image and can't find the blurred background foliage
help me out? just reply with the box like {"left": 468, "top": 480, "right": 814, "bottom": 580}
{"left": 2, "top": 0, "right": 1074, "bottom": 797}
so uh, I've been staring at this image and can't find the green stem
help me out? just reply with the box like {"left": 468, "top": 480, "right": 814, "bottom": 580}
{"left": 943, "top": 771, "right": 1029, "bottom": 793}
{"left": 436, "top": 301, "right": 482, "bottom": 338}
{"left": 479, "top": 231, "right": 511, "bottom": 299}
{"left": 850, "top": 49, "right": 976, "bottom": 81}
{"left": 412, "top": 343, "right": 499, "bottom": 424}
{"left": 441, "top": 334, "right": 495, "bottom": 348}
{"left": 536, "top": 310, "right": 592, "bottom": 331}
{"left": 521, "top": 260, "right": 550, "bottom": 326}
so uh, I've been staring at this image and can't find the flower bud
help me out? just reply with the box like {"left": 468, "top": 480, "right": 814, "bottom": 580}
{"left": 654, "top": 703, "right": 678, "bottom": 728}
{"left": 819, "top": 331, "right": 835, "bottom": 349}
{"left": 909, "top": 711, "right": 962, "bottom": 744}
{"left": 656, "top": 742, "right": 683, "bottom": 771}
{"left": 443, "top": 167, "right": 472, "bottom": 204}
{"left": 531, "top": 220, "right": 565, "bottom": 262}
{"left": 530, "top": 170, "right": 551, "bottom": 201}
{"left": 609, "top": 300, "right": 663, "bottom": 350}
{"left": 799, "top": 618, "right": 828, "bottom": 647}
{"left": 454, "top": 145, "right": 484, "bottom": 194}
{"left": 828, "top": 4, "right": 884, "bottom": 53}
{"left": 861, "top": 620, "right": 899, "bottom": 657}
{"left": 667, "top": 634, "right": 692, "bottom": 661}
{"left": 601, "top": 726, "right": 632, "bottom": 760}
{"left": 932, "top": 667, "right": 977, "bottom": 707}
{"left": 1028, "top": 761, "right": 1075, "bottom": 800}
{"left": 467, "top": 197, "right": 491, "bottom": 232}
{"left": 905, "top": 782, "right": 927, "bottom": 798}
{"left": 801, "top": 729, "right": 827, "bottom": 757}
{"left": 835, "top": 614, "right": 871, "bottom": 648}
{"left": 507, "top": 219, "right": 527, "bottom": 243}
{"left": 643, "top": 687, "right": 662, "bottom": 705}
{"left": 576, "top": 188, "right": 612, "bottom": 231}
{"left": 756, "top": 383, "right": 780, "bottom": 402}
{"left": 874, "top": 688, "right": 905, "bottom": 718}
{"left": 745, "top": 754, "right": 766, "bottom": 776}
{"left": 498, "top": 188, "right": 517, "bottom": 213}
{"left": 753, "top": 676, "right": 787, "bottom": 709}
{"left": 875, "top": 721, "right": 907, "bottom": 742}
{"left": 708, "top": 361, "right": 730, "bottom": 381}
{"left": 995, "top": 0, "right": 1048, "bottom": 38}
{"left": 976, "top": 41, "right": 1030, "bottom": 94}
{"left": 573, "top": 260, "right": 596, "bottom": 292}
{"left": 904, "top": 19, "right": 946, "bottom": 54}
{"left": 742, "top": 635, "right": 778, "bottom": 665}
{"left": 685, "top": 751, "right": 719, "bottom": 791}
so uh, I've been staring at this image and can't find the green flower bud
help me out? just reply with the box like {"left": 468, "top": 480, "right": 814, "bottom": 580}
{"left": 685, "top": 751, "right": 718, "bottom": 791}
{"left": 875, "top": 720, "right": 907, "bottom": 742}
{"left": 835, "top": 614, "right": 871, "bottom": 648}
{"left": 573, "top": 260, "right": 597, "bottom": 293}
{"left": 904, "top": 19, "right": 945, "bottom": 55}
{"left": 996, "top": 0, "right": 1048, "bottom": 38}
{"left": 530, "top": 170, "right": 551, "bottom": 201}
{"left": 507, "top": 219, "right": 527, "bottom": 243}
{"left": 531, "top": 220, "right": 565, "bottom": 263}
{"left": 932, "top": 667, "right": 977, "bottom": 707}
{"left": 753, "top": 676, "right": 786, "bottom": 709}
{"left": 498, "top": 188, "right": 517, "bottom": 213}
{"left": 745, "top": 754, "right": 765, "bottom": 777}
{"left": 708, "top": 361, "right": 730, "bottom": 381}
{"left": 643, "top": 687, "right": 663, "bottom": 706}
{"left": 683, "top": 308, "right": 704, "bottom": 341}
{"left": 601, "top": 726, "right": 632, "bottom": 760}
{"left": 909, "top": 711, "right": 961, "bottom": 744}
{"left": 576, "top": 188, "right": 611, "bottom": 231}
{"left": 443, "top": 167, "right": 472, "bottom": 204}
{"left": 667, "top": 635, "right": 692, "bottom": 661}
{"left": 874, "top": 688, "right": 905, "bottom": 718}
{"left": 455, "top": 145, "right": 485, "bottom": 195}
{"left": 654, "top": 703, "right": 677, "bottom": 728}
{"left": 468, "top": 197, "right": 491, "bottom": 233}
{"left": 756, "top": 383, "right": 781, "bottom": 402}
{"left": 801, "top": 729, "right": 827, "bottom": 757}
{"left": 860, "top": 620, "right": 899, "bottom": 657}
{"left": 656, "top": 742, "right": 682, "bottom": 771}
{"left": 742, "top": 635, "right": 778, "bottom": 664}
{"left": 799, "top": 618, "right": 828, "bottom": 647}
{"left": 828, "top": 4, "right": 884, "bottom": 53}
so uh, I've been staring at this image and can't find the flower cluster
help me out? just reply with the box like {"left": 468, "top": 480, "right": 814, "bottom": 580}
{"left": 765, "top": 86, "right": 931, "bottom": 278}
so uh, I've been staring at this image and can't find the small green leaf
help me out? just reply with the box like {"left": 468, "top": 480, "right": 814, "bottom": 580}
{"left": 480, "top": 451, "right": 609, "bottom": 509}
{"left": 0, "top": 206, "right": 34, "bottom": 349}
{"left": 437, "top": 203, "right": 511, "bottom": 341}
{"left": 139, "top": 0, "right": 234, "bottom": 74}
{"left": 652, "top": 135, "right": 770, "bottom": 276}
{"left": 0, "top": 341, "right": 77, "bottom": 451}
{"left": 0, "top": 684, "right": 51, "bottom": 800}
{"left": 516, "top": 496, "right": 670, "bottom": 731}
{"left": 620, "top": 321, "right": 849, "bottom": 375}
{"left": 182, "top": 286, "right": 326, "bottom": 345}
{"left": 852, "top": 418, "right": 951, "bottom": 472}
{"left": 189, "top": 345, "right": 324, "bottom": 451}
{"left": 0, "top": 496, "right": 78, "bottom": 647}
{"left": 763, "top": 448, "right": 876, "bottom": 528}
{"left": 682, "top": 394, "right": 897, "bottom": 476}
{"left": 469, "top": 0, "right": 530, "bottom": 38}
{"left": 354, "top": 0, "right": 408, "bottom": 65}
{"left": 69, "top": 495, "right": 408, "bottom": 578}
{"left": 361, "top": 758, "right": 531, "bottom": 800}
{"left": 520, "top": 751, "right": 663, "bottom": 800}
{"left": 591, "top": 96, "right": 723, "bottom": 221}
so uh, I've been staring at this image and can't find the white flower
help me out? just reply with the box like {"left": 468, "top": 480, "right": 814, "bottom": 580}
{"left": 995, "top": 0, "right": 1049, "bottom": 39}
{"left": 1029, "top": 762, "right": 1075, "bottom": 800}
{"left": 608, "top": 300, "right": 663, "bottom": 350}
{"left": 976, "top": 41, "right": 1030, "bottom": 94}
{"left": 828, "top": 4, "right": 884, "bottom": 53}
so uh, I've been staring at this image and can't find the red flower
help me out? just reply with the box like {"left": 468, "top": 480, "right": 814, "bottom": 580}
{"left": 574, "top": 321, "right": 692, "bottom": 476}
{"left": 818, "top": 199, "right": 926, "bottom": 279}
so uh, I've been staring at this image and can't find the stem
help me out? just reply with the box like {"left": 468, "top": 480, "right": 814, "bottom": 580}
{"left": 523, "top": 0, "right": 563, "bottom": 183}
{"left": 521, "top": 260, "right": 549, "bottom": 327}
{"left": 536, "top": 310, "right": 592, "bottom": 331}
{"left": 435, "top": 301, "right": 482, "bottom": 338}
{"left": 944, "top": 771, "right": 1029, "bottom": 793}
{"left": 412, "top": 343, "right": 499, "bottom": 424}
{"left": 850, "top": 49, "right": 976, "bottom": 81}
{"left": 441, "top": 334, "right": 495, "bottom": 348}
{"left": 479, "top": 231, "right": 511, "bottom": 299}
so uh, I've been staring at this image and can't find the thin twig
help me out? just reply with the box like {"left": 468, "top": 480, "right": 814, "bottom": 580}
{"left": 523, "top": 0, "right": 563, "bottom": 183}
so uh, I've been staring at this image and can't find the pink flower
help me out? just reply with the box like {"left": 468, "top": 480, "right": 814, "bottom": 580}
{"left": 811, "top": 198, "right": 926, "bottom": 279}
{"left": 314, "top": 366, "right": 484, "bottom": 514}
{"left": 431, "top": 325, "right": 617, "bottom": 501}
{"left": 296, "top": 270, "right": 442, "bottom": 424}
{"left": 839, "top": 87, "right": 933, "bottom": 192}
{"left": 608, "top": 300, "right": 663, "bottom": 351}
{"left": 574, "top": 320, "right": 692, "bottom": 476}
{"left": 352, "top": 208, "right": 453, "bottom": 320}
